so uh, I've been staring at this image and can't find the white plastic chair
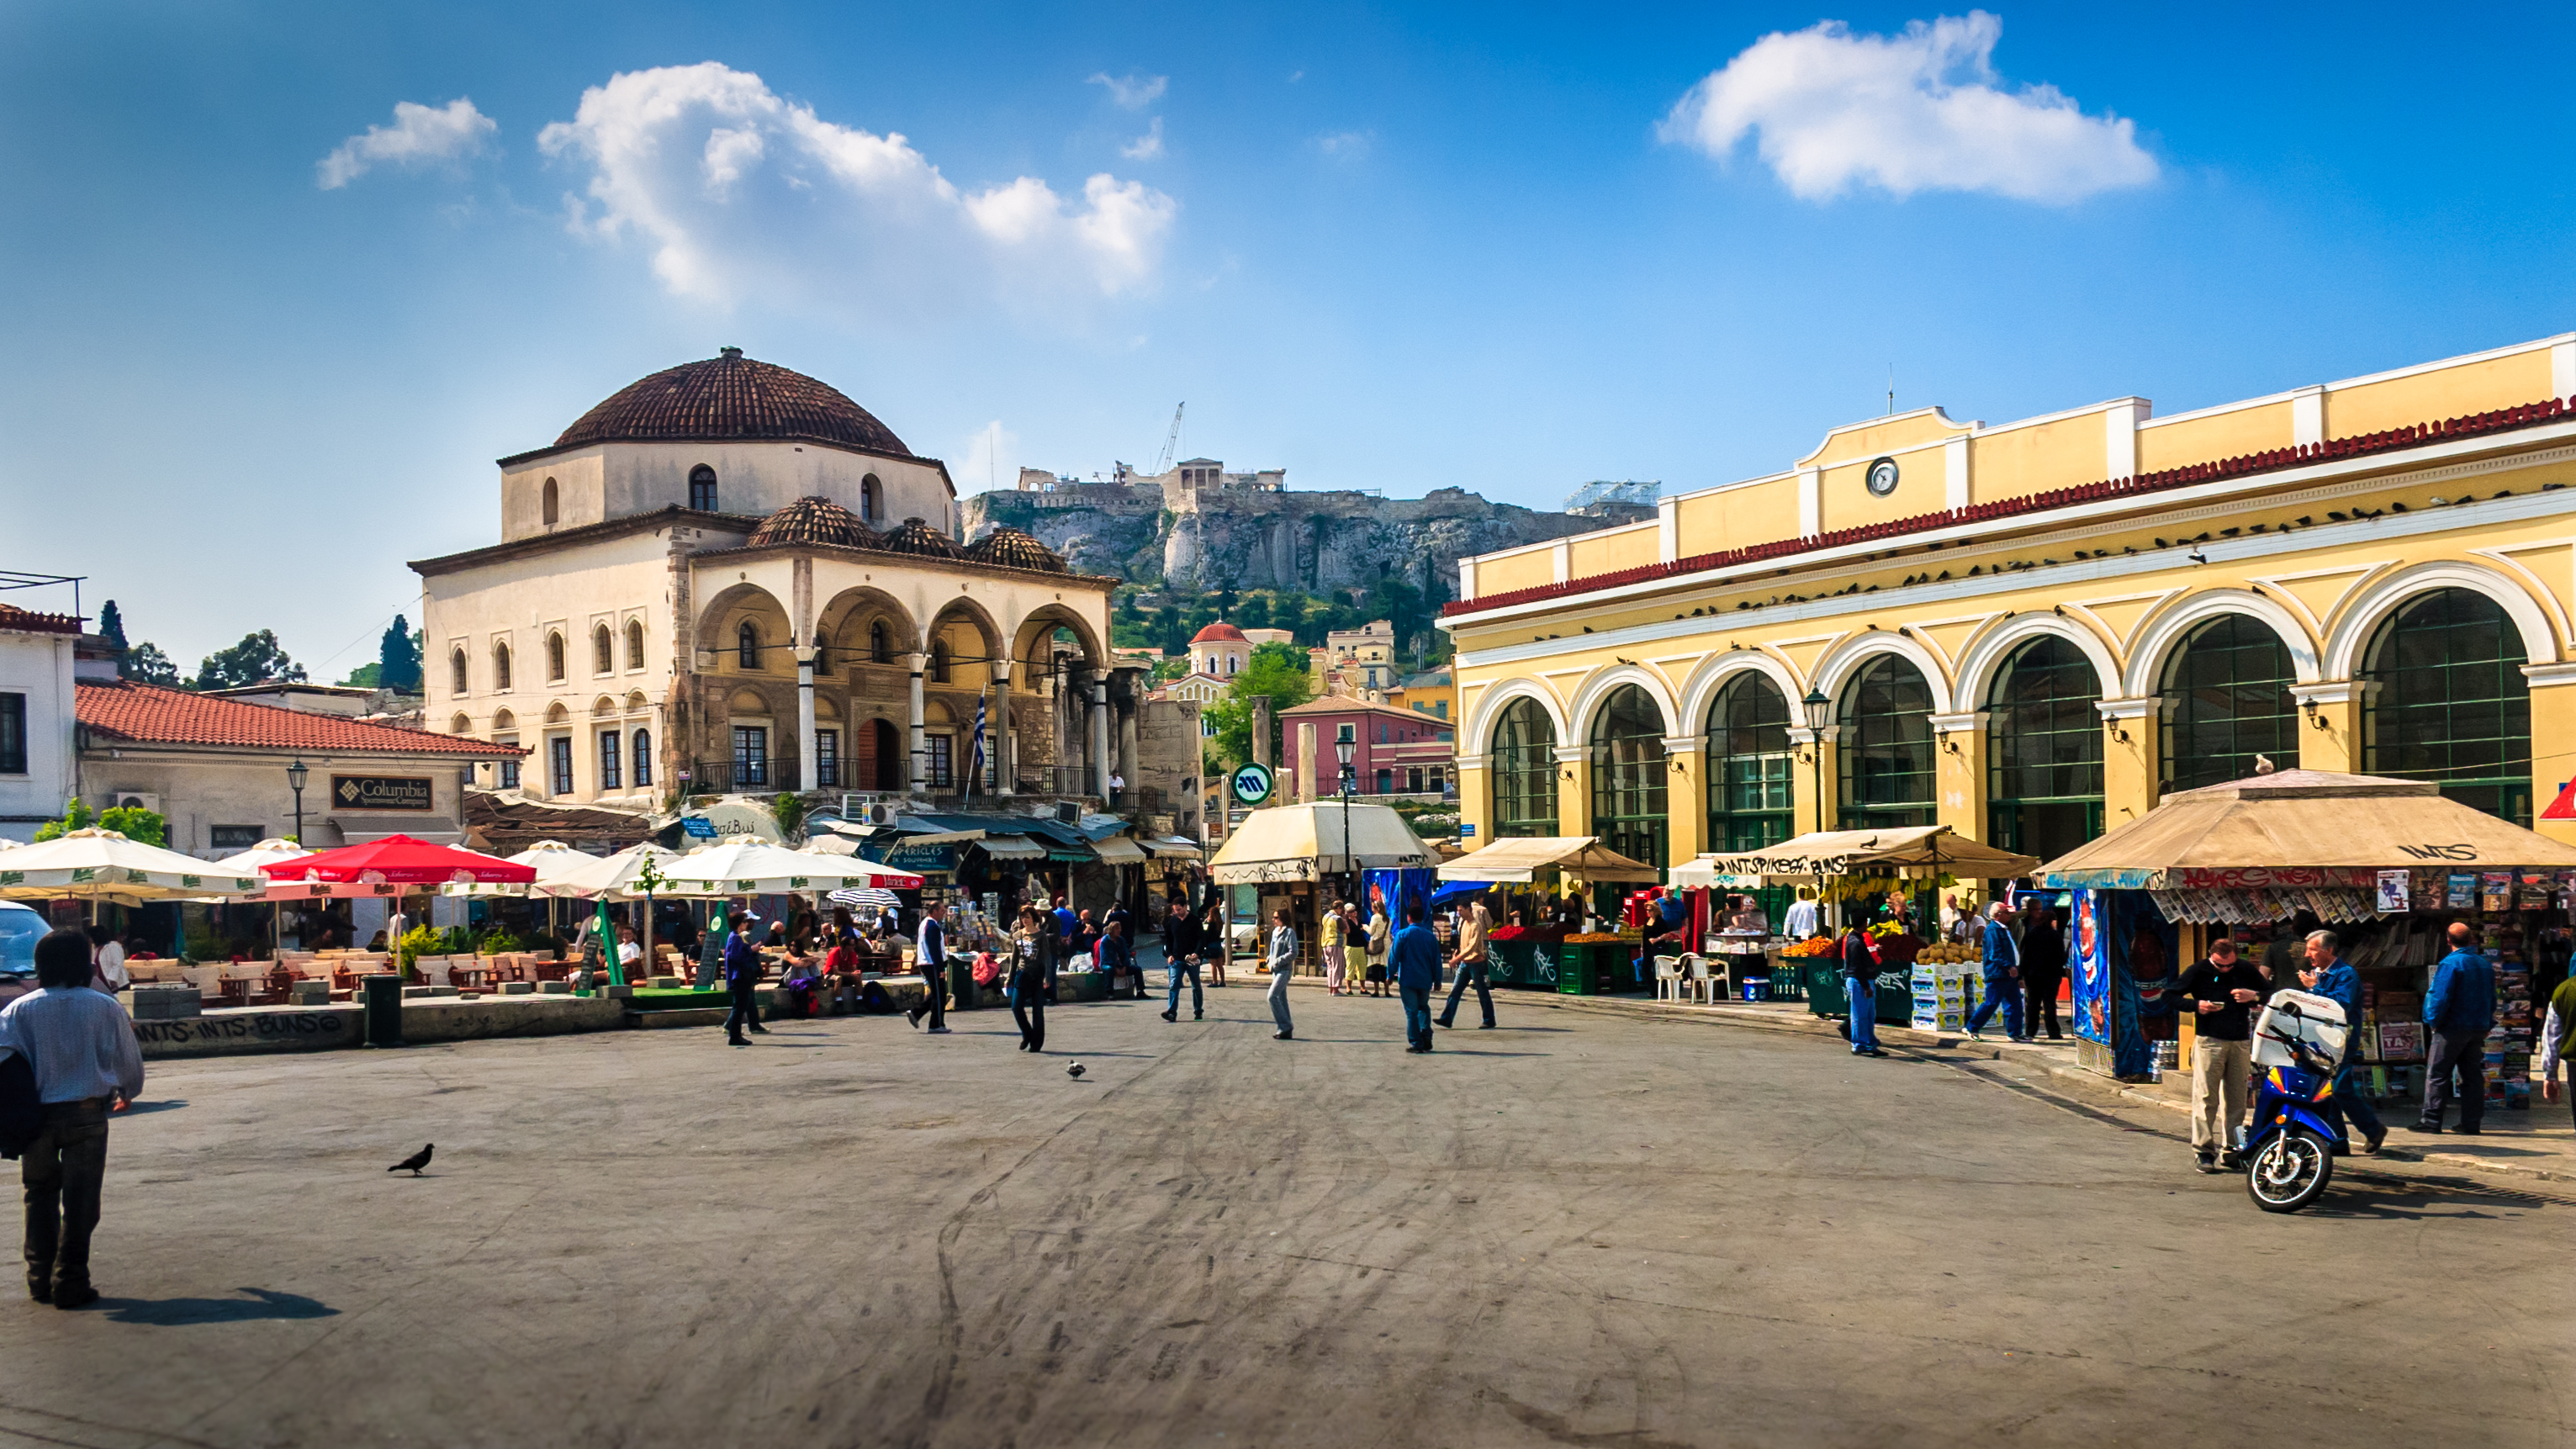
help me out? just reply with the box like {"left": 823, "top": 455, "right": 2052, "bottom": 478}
{"left": 1682, "top": 954, "right": 1711, "bottom": 1005}
{"left": 1655, "top": 957, "right": 1685, "bottom": 1001}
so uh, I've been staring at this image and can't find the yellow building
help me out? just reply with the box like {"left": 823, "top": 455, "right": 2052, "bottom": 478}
{"left": 1445, "top": 331, "right": 2576, "bottom": 880}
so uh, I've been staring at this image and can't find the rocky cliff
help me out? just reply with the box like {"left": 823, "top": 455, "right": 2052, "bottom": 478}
{"left": 964, "top": 486, "right": 1621, "bottom": 597}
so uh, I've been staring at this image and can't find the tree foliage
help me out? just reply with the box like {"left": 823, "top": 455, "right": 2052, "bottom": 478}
{"left": 1203, "top": 642, "right": 1312, "bottom": 769}
{"left": 194, "top": 630, "right": 307, "bottom": 691}
{"left": 30, "top": 799, "right": 166, "bottom": 847}
{"left": 378, "top": 616, "right": 424, "bottom": 693}
{"left": 97, "top": 601, "right": 129, "bottom": 659}
{"left": 124, "top": 641, "right": 182, "bottom": 686}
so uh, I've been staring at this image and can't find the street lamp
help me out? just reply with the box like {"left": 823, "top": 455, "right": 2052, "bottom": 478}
{"left": 1799, "top": 688, "right": 1831, "bottom": 836}
{"left": 1335, "top": 736, "right": 1357, "bottom": 902}
{"left": 286, "top": 759, "right": 309, "bottom": 846}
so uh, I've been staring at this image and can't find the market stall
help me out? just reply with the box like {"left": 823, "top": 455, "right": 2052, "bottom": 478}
{"left": 1209, "top": 802, "right": 1436, "bottom": 974}
{"left": 1685, "top": 826, "right": 2037, "bottom": 1022}
{"left": 1437, "top": 836, "right": 1658, "bottom": 993}
{"left": 2039, "top": 769, "right": 2576, "bottom": 1092}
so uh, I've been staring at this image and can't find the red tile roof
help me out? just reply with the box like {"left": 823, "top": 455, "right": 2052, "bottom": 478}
{"left": 0, "top": 603, "right": 82, "bottom": 636}
{"left": 77, "top": 681, "right": 523, "bottom": 757}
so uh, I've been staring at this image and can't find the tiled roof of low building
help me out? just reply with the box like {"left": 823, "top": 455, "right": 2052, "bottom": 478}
{"left": 0, "top": 603, "right": 83, "bottom": 636}
{"left": 77, "top": 681, "right": 524, "bottom": 756}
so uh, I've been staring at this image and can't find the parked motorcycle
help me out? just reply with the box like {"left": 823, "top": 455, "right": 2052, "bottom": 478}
{"left": 2239, "top": 989, "right": 2351, "bottom": 1214}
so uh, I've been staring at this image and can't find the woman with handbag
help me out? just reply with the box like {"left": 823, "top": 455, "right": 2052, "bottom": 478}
{"left": 1010, "top": 907, "right": 1055, "bottom": 1052}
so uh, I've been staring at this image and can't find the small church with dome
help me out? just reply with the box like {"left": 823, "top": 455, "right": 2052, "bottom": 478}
{"left": 412, "top": 349, "right": 1154, "bottom": 817}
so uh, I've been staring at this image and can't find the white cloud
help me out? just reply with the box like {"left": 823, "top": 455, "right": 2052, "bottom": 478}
{"left": 1660, "top": 12, "right": 2155, "bottom": 204}
{"left": 1121, "top": 117, "right": 1166, "bottom": 161}
{"left": 537, "top": 62, "right": 1177, "bottom": 317}
{"left": 316, "top": 98, "right": 497, "bottom": 189}
{"left": 1088, "top": 71, "right": 1168, "bottom": 109}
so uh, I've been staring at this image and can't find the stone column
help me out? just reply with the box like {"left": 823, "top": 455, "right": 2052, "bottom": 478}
{"left": 1090, "top": 677, "right": 1112, "bottom": 799}
{"left": 907, "top": 652, "right": 928, "bottom": 792}
{"left": 1119, "top": 696, "right": 1140, "bottom": 802}
{"left": 796, "top": 643, "right": 818, "bottom": 794}
{"left": 2094, "top": 698, "right": 2164, "bottom": 833}
{"left": 1454, "top": 752, "right": 1492, "bottom": 845}
{"left": 993, "top": 658, "right": 1015, "bottom": 796}
{"left": 2289, "top": 680, "right": 2367, "bottom": 774}
{"left": 1928, "top": 711, "right": 1988, "bottom": 842}
{"left": 1661, "top": 737, "right": 1707, "bottom": 865}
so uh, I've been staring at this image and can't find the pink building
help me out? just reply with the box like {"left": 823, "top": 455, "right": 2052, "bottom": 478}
{"left": 1278, "top": 697, "right": 1455, "bottom": 801}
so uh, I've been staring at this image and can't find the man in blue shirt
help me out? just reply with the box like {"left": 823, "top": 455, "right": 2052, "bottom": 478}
{"left": 2412, "top": 921, "right": 2495, "bottom": 1135}
{"left": 1963, "top": 902, "right": 2027, "bottom": 1043}
{"left": 2, "top": 930, "right": 146, "bottom": 1309}
{"left": 1389, "top": 903, "right": 1446, "bottom": 1053}
{"left": 2296, "top": 928, "right": 2386, "bottom": 1154}
{"left": 721, "top": 914, "right": 767, "bottom": 1046}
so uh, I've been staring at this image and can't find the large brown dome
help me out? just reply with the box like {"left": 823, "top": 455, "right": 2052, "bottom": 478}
{"left": 963, "top": 526, "right": 1066, "bottom": 574}
{"left": 748, "top": 497, "right": 881, "bottom": 551}
{"left": 552, "top": 348, "right": 911, "bottom": 456}
{"left": 878, "top": 517, "right": 965, "bottom": 560}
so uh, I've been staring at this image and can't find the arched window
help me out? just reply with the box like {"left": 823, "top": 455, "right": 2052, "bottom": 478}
{"left": 1590, "top": 685, "right": 1669, "bottom": 877}
{"left": 450, "top": 648, "right": 468, "bottom": 696}
{"left": 2363, "top": 589, "right": 2533, "bottom": 824}
{"left": 541, "top": 477, "right": 558, "bottom": 526}
{"left": 737, "top": 620, "right": 760, "bottom": 670}
{"left": 1838, "top": 656, "right": 1933, "bottom": 830}
{"left": 860, "top": 473, "right": 881, "bottom": 523}
{"left": 2161, "top": 616, "right": 2297, "bottom": 796}
{"left": 546, "top": 632, "right": 567, "bottom": 682}
{"left": 1987, "top": 637, "right": 2104, "bottom": 859}
{"left": 1706, "top": 674, "right": 1792, "bottom": 852}
{"left": 931, "top": 640, "right": 952, "bottom": 684}
{"left": 625, "top": 620, "right": 645, "bottom": 670}
{"left": 689, "top": 464, "right": 719, "bottom": 512}
{"left": 493, "top": 642, "right": 512, "bottom": 691}
{"left": 593, "top": 624, "right": 613, "bottom": 675}
{"left": 632, "top": 729, "right": 653, "bottom": 788}
{"left": 869, "top": 621, "right": 891, "bottom": 664}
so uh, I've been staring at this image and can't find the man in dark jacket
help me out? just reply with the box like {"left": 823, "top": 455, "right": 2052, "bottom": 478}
{"left": 1012, "top": 906, "right": 1055, "bottom": 1052}
{"left": 1161, "top": 903, "right": 1204, "bottom": 1022}
{"left": 2180, "top": 936, "right": 2266, "bottom": 1171}
{"left": 721, "top": 915, "right": 767, "bottom": 1046}
{"left": 1390, "top": 903, "right": 1445, "bottom": 1052}
{"left": 2412, "top": 922, "right": 2495, "bottom": 1135}
{"left": 2019, "top": 907, "right": 2068, "bottom": 1040}
{"left": 1841, "top": 918, "right": 1886, "bottom": 1058}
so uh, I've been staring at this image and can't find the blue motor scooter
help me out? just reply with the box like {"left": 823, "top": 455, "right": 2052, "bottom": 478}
{"left": 2238, "top": 991, "right": 2351, "bottom": 1214}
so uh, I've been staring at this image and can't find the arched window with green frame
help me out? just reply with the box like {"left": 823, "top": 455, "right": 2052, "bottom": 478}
{"left": 1590, "top": 685, "right": 1669, "bottom": 879}
{"left": 2161, "top": 615, "right": 2298, "bottom": 796}
{"left": 1987, "top": 636, "right": 2104, "bottom": 860}
{"left": 1838, "top": 656, "right": 1934, "bottom": 830}
{"left": 1489, "top": 695, "right": 1558, "bottom": 838}
{"left": 2362, "top": 589, "right": 2532, "bottom": 825}
{"left": 1706, "top": 674, "right": 1793, "bottom": 851}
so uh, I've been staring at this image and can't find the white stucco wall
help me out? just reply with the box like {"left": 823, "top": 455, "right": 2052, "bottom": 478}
{"left": 83, "top": 747, "right": 479, "bottom": 856}
{"left": 501, "top": 442, "right": 955, "bottom": 542}
{"left": 0, "top": 628, "right": 77, "bottom": 839}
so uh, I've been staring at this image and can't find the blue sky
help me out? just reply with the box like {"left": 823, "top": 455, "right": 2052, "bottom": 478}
{"left": 6, "top": 2, "right": 2575, "bottom": 675}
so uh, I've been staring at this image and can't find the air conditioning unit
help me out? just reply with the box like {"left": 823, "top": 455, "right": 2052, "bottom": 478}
{"left": 1056, "top": 801, "right": 1081, "bottom": 824}
{"left": 867, "top": 802, "right": 902, "bottom": 827}
{"left": 107, "top": 792, "right": 160, "bottom": 815}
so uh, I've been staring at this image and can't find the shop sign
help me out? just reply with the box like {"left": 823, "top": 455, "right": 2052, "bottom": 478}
{"left": 2172, "top": 866, "right": 2377, "bottom": 890}
{"left": 877, "top": 843, "right": 957, "bottom": 872}
{"left": 332, "top": 775, "right": 433, "bottom": 812}
{"left": 681, "top": 817, "right": 718, "bottom": 839}
{"left": 1230, "top": 762, "right": 1274, "bottom": 806}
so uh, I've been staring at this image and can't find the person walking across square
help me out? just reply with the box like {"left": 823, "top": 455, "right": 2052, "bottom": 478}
{"left": 2179, "top": 937, "right": 2265, "bottom": 1171}
{"left": 1, "top": 929, "right": 145, "bottom": 1309}
{"left": 721, "top": 914, "right": 768, "bottom": 1045}
{"left": 1839, "top": 916, "right": 1886, "bottom": 1058}
{"left": 2411, "top": 921, "right": 2494, "bottom": 1135}
{"left": 1009, "top": 906, "right": 1053, "bottom": 1051}
{"left": 2541, "top": 965, "right": 2576, "bottom": 1133}
{"left": 1436, "top": 894, "right": 1495, "bottom": 1030}
{"left": 1265, "top": 908, "right": 1297, "bottom": 1041}
{"left": 1320, "top": 902, "right": 1346, "bottom": 995}
{"left": 1161, "top": 903, "right": 1204, "bottom": 1021}
{"left": 1391, "top": 902, "right": 1443, "bottom": 1052}
{"left": 2019, "top": 907, "right": 2067, "bottom": 1041}
{"left": 1963, "top": 901, "right": 2026, "bottom": 1043}
{"left": 908, "top": 902, "right": 953, "bottom": 1033}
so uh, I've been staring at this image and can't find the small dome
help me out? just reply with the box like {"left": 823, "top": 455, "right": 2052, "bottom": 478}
{"left": 553, "top": 349, "right": 912, "bottom": 456}
{"left": 748, "top": 496, "right": 881, "bottom": 551}
{"left": 1191, "top": 621, "right": 1249, "bottom": 645}
{"left": 963, "top": 526, "right": 1066, "bottom": 574}
{"left": 878, "top": 516, "right": 964, "bottom": 560}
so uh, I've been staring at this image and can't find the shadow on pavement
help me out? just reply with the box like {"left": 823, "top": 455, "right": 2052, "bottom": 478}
{"left": 117, "top": 1100, "right": 188, "bottom": 1116}
{"left": 98, "top": 1288, "right": 338, "bottom": 1326}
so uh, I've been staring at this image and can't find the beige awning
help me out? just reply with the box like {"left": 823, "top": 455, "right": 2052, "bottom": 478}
{"left": 1088, "top": 836, "right": 1147, "bottom": 865}
{"left": 1436, "top": 836, "right": 1660, "bottom": 884}
{"left": 2039, "top": 769, "right": 2576, "bottom": 888}
{"left": 972, "top": 836, "right": 1048, "bottom": 860}
{"left": 1209, "top": 802, "right": 1436, "bottom": 884}
{"left": 1701, "top": 826, "right": 2038, "bottom": 881}
{"left": 1144, "top": 836, "right": 1203, "bottom": 859}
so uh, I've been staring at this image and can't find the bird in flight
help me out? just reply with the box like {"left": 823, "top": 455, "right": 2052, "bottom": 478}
{"left": 389, "top": 1144, "right": 434, "bottom": 1176}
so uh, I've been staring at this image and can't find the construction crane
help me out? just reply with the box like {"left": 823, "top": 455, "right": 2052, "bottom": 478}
{"left": 1151, "top": 402, "right": 1186, "bottom": 474}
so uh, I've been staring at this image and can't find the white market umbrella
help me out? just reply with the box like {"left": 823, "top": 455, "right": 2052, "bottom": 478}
{"left": 657, "top": 836, "right": 889, "bottom": 896}
{"left": 209, "top": 838, "right": 315, "bottom": 875}
{"left": 546, "top": 843, "right": 688, "bottom": 902}
{"left": 827, "top": 886, "right": 904, "bottom": 912}
{"left": 0, "top": 828, "right": 266, "bottom": 907}
{"left": 443, "top": 839, "right": 606, "bottom": 899}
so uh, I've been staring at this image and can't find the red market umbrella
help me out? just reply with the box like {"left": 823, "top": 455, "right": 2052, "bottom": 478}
{"left": 261, "top": 834, "right": 537, "bottom": 901}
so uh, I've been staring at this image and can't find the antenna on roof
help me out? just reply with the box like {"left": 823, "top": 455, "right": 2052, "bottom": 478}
{"left": 1887, "top": 365, "right": 1895, "bottom": 416}
{"left": 1153, "top": 403, "right": 1185, "bottom": 474}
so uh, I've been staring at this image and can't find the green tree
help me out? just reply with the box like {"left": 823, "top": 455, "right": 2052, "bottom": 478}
{"left": 98, "top": 805, "right": 167, "bottom": 847}
{"left": 1203, "top": 642, "right": 1312, "bottom": 769}
{"left": 97, "top": 601, "right": 129, "bottom": 665}
{"left": 30, "top": 799, "right": 91, "bottom": 842}
{"left": 1234, "top": 593, "right": 1272, "bottom": 630}
{"left": 194, "top": 630, "right": 307, "bottom": 690}
{"left": 338, "top": 661, "right": 382, "bottom": 689}
{"left": 124, "top": 641, "right": 182, "bottom": 686}
{"left": 378, "top": 616, "right": 423, "bottom": 693}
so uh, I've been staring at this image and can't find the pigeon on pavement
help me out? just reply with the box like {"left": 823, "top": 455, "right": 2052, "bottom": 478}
{"left": 389, "top": 1144, "right": 434, "bottom": 1176}
{"left": 1066, "top": 1063, "right": 1086, "bottom": 1080}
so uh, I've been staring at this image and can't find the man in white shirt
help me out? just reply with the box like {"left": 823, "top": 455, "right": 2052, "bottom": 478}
{"left": 3, "top": 928, "right": 145, "bottom": 1309}
{"left": 908, "top": 902, "right": 951, "bottom": 1033}
{"left": 616, "top": 926, "right": 643, "bottom": 976}
{"left": 89, "top": 930, "right": 129, "bottom": 994}
{"left": 1781, "top": 889, "right": 1822, "bottom": 941}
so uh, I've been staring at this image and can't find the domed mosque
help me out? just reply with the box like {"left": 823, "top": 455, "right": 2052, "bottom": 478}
{"left": 411, "top": 349, "right": 1169, "bottom": 828}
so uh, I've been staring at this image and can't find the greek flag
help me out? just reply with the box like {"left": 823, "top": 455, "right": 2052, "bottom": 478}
{"left": 969, "top": 690, "right": 988, "bottom": 797}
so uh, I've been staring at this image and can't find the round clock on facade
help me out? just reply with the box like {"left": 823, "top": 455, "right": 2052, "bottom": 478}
{"left": 1865, "top": 457, "right": 1900, "bottom": 497}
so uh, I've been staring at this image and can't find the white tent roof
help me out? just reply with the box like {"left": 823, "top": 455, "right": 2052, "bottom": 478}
{"left": 1208, "top": 803, "right": 1434, "bottom": 884}
{"left": 1436, "top": 836, "right": 1659, "bottom": 884}
{"left": 0, "top": 828, "right": 267, "bottom": 903}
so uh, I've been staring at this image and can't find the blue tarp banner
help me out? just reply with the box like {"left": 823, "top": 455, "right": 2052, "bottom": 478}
{"left": 2074, "top": 888, "right": 2180, "bottom": 1077}
{"left": 1364, "top": 868, "right": 1437, "bottom": 928}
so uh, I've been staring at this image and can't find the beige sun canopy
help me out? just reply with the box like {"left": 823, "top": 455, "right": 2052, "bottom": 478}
{"left": 1209, "top": 802, "right": 1436, "bottom": 884}
{"left": 1691, "top": 825, "right": 2038, "bottom": 882}
{"left": 2039, "top": 769, "right": 2576, "bottom": 888}
{"left": 1436, "top": 835, "right": 1660, "bottom": 884}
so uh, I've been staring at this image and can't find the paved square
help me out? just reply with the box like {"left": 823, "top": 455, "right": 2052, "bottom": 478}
{"left": 6, "top": 986, "right": 2572, "bottom": 1447}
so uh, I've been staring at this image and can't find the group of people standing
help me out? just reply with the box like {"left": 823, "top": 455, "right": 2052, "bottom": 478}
{"left": 1834, "top": 896, "right": 2069, "bottom": 1058}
